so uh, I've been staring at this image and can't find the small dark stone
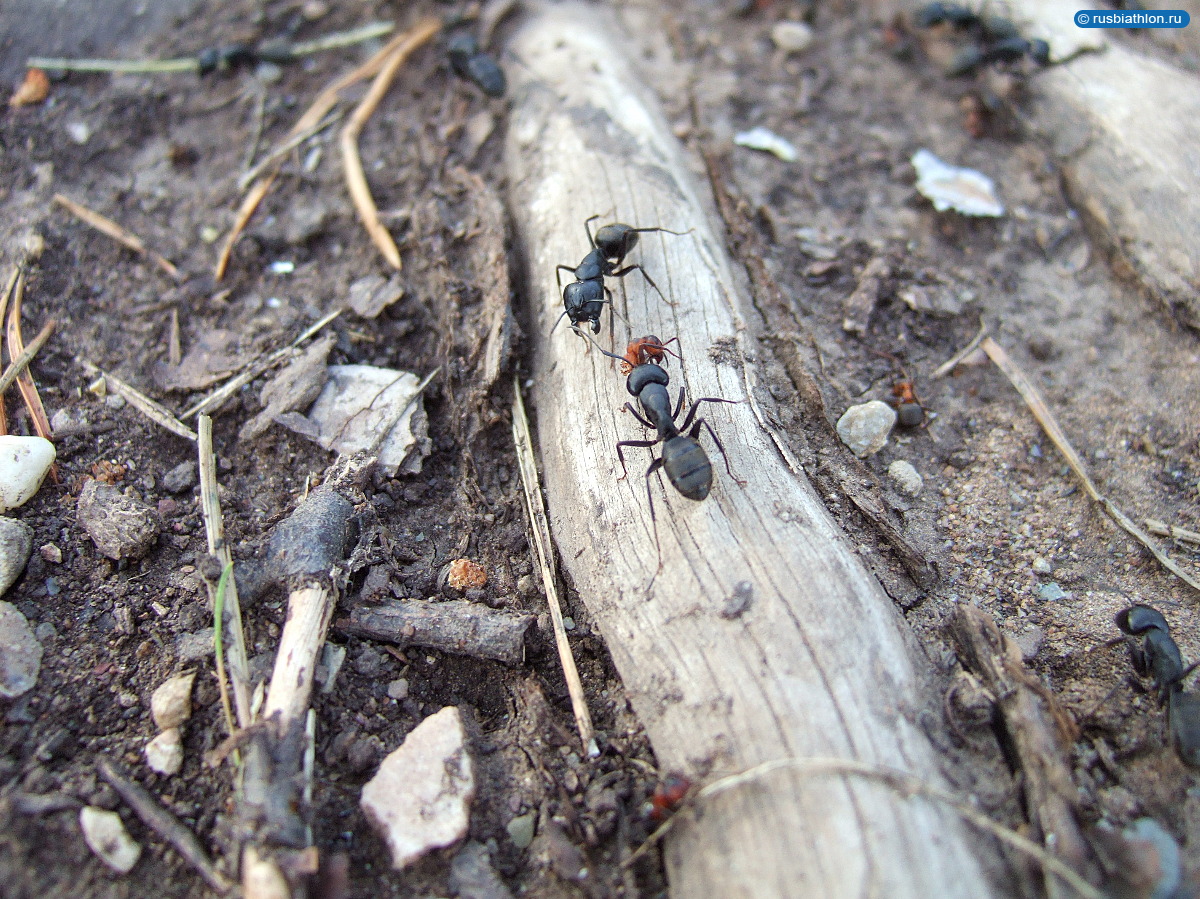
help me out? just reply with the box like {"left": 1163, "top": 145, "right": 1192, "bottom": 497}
{"left": 896, "top": 403, "right": 925, "bottom": 428}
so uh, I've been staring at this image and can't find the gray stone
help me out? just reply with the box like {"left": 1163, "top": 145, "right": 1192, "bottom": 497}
{"left": 1038, "top": 582, "right": 1068, "bottom": 602}
{"left": 0, "top": 517, "right": 33, "bottom": 595}
{"left": 175, "top": 629, "right": 214, "bottom": 662}
{"left": 360, "top": 706, "right": 475, "bottom": 870}
{"left": 836, "top": 401, "right": 896, "bottom": 457}
{"left": 506, "top": 812, "right": 536, "bottom": 849}
{"left": 162, "top": 461, "right": 198, "bottom": 493}
{"left": 449, "top": 841, "right": 515, "bottom": 899}
{"left": 77, "top": 480, "right": 160, "bottom": 560}
{"left": 0, "top": 601, "right": 41, "bottom": 699}
{"left": 887, "top": 460, "right": 923, "bottom": 497}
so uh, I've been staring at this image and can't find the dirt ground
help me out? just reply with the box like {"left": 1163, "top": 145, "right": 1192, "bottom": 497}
{"left": 1, "top": 1, "right": 1198, "bottom": 897}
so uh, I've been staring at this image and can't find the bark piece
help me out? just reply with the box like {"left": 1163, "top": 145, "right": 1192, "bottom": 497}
{"left": 503, "top": 5, "right": 994, "bottom": 897}
{"left": 337, "top": 599, "right": 534, "bottom": 666}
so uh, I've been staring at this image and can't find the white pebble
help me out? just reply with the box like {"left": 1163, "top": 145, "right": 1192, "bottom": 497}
{"left": 0, "top": 436, "right": 55, "bottom": 513}
{"left": 771, "top": 21, "right": 814, "bottom": 54}
{"left": 887, "top": 460, "right": 924, "bottom": 497}
{"left": 0, "top": 517, "right": 33, "bottom": 595}
{"left": 80, "top": 806, "right": 142, "bottom": 873}
{"left": 145, "top": 727, "right": 184, "bottom": 776}
{"left": 912, "top": 149, "right": 1004, "bottom": 217}
{"left": 836, "top": 401, "right": 897, "bottom": 457}
{"left": 734, "top": 126, "right": 798, "bottom": 162}
{"left": 150, "top": 672, "right": 195, "bottom": 730}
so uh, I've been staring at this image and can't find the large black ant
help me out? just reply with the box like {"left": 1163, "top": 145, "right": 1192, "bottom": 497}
{"left": 584, "top": 335, "right": 742, "bottom": 575}
{"left": 553, "top": 216, "right": 689, "bottom": 334}
{"left": 1116, "top": 605, "right": 1200, "bottom": 767}
{"left": 446, "top": 33, "right": 506, "bottom": 98}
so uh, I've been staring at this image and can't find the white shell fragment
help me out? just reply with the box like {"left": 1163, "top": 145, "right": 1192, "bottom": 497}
{"left": 361, "top": 706, "right": 475, "bottom": 870}
{"left": 150, "top": 672, "right": 195, "bottom": 730}
{"left": 911, "top": 149, "right": 1004, "bottom": 217}
{"left": 734, "top": 126, "right": 798, "bottom": 162}
{"left": 145, "top": 727, "right": 184, "bottom": 776}
{"left": 0, "top": 436, "right": 55, "bottom": 513}
{"left": 297, "top": 365, "right": 431, "bottom": 476}
{"left": 836, "top": 401, "right": 897, "bottom": 458}
{"left": 80, "top": 806, "right": 143, "bottom": 874}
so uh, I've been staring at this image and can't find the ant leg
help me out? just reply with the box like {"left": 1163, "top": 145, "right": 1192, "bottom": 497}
{"left": 672, "top": 386, "right": 686, "bottom": 421}
{"left": 555, "top": 264, "right": 576, "bottom": 289}
{"left": 622, "top": 401, "right": 656, "bottom": 431}
{"left": 610, "top": 264, "right": 674, "bottom": 306}
{"left": 616, "top": 435, "right": 657, "bottom": 482}
{"left": 678, "top": 396, "right": 740, "bottom": 433}
{"left": 686, "top": 411, "right": 744, "bottom": 486}
{"left": 584, "top": 213, "right": 604, "bottom": 249}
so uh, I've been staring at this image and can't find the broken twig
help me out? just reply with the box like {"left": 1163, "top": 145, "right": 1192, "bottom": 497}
{"left": 338, "top": 599, "right": 535, "bottom": 665}
{"left": 52, "top": 194, "right": 180, "bottom": 280}
{"left": 97, "top": 757, "right": 233, "bottom": 894}
{"left": 512, "top": 378, "right": 596, "bottom": 755}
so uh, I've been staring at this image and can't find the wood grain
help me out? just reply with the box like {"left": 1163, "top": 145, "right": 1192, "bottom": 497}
{"left": 503, "top": 5, "right": 998, "bottom": 896}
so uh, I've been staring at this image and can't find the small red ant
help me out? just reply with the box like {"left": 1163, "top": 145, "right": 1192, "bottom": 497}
{"left": 649, "top": 774, "right": 693, "bottom": 822}
{"left": 891, "top": 379, "right": 926, "bottom": 428}
{"left": 620, "top": 335, "right": 681, "bottom": 375}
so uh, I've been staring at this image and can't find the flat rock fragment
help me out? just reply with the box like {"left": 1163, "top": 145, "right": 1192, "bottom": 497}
{"left": 0, "top": 436, "right": 55, "bottom": 513}
{"left": 361, "top": 706, "right": 475, "bottom": 870}
{"left": 77, "top": 480, "right": 160, "bottom": 560}
{"left": 282, "top": 364, "right": 431, "bottom": 475}
{"left": 912, "top": 149, "right": 1004, "bottom": 217}
{"left": 0, "top": 517, "right": 33, "bottom": 595}
{"left": 346, "top": 273, "right": 405, "bottom": 319}
{"left": 79, "top": 806, "right": 142, "bottom": 874}
{"left": 239, "top": 333, "right": 335, "bottom": 441}
{"left": 0, "top": 600, "right": 42, "bottom": 698}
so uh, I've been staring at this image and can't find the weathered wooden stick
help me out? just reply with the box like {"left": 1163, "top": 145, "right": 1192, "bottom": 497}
{"left": 503, "top": 5, "right": 997, "bottom": 896}
{"left": 952, "top": 605, "right": 1092, "bottom": 892}
{"left": 338, "top": 599, "right": 535, "bottom": 665}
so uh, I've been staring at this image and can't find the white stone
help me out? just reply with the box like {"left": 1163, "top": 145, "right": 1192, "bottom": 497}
{"left": 836, "top": 401, "right": 897, "bottom": 457}
{"left": 0, "top": 601, "right": 41, "bottom": 699}
{"left": 80, "top": 806, "right": 142, "bottom": 873}
{"left": 0, "top": 517, "right": 33, "bottom": 595}
{"left": 912, "top": 149, "right": 1004, "bottom": 217}
{"left": 887, "top": 460, "right": 924, "bottom": 497}
{"left": 361, "top": 706, "right": 475, "bottom": 869}
{"left": 150, "top": 672, "right": 195, "bottom": 730}
{"left": 771, "top": 21, "right": 814, "bottom": 54}
{"left": 145, "top": 727, "right": 184, "bottom": 775}
{"left": 0, "top": 436, "right": 55, "bottom": 513}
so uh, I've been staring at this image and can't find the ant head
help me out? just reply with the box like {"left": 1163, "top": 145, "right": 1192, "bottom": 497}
{"left": 1116, "top": 605, "right": 1170, "bottom": 636}
{"left": 621, "top": 335, "right": 681, "bottom": 374}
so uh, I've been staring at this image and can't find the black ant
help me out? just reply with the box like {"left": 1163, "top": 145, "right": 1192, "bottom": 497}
{"left": 584, "top": 334, "right": 742, "bottom": 577}
{"left": 1116, "top": 605, "right": 1200, "bottom": 766}
{"left": 446, "top": 33, "right": 506, "bottom": 98}
{"left": 554, "top": 216, "right": 689, "bottom": 334}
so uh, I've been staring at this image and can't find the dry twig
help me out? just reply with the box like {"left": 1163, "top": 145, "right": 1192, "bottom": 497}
{"left": 52, "top": 193, "right": 181, "bottom": 280}
{"left": 931, "top": 319, "right": 988, "bottom": 379}
{"left": 982, "top": 337, "right": 1200, "bottom": 595}
{"left": 6, "top": 270, "right": 54, "bottom": 445}
{"left": 0, "top": 318, "right": 55, "bottom": 397}
{"left": 97, "top": 757, "right": 233, "bottom": 894}
{"left": 79, "top": 362, "right": 197, "bottom": 441}
{"left": 215, "top": 18, "right": 441, "bottom": 280}
{"left": 340, "top": 17, "right": 442, "bottom": 269}
{"left": 512, "top": 377, "right": 596, "bottom": 755}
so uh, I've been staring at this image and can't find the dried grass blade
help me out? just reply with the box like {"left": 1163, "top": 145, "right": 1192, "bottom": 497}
{"left": 52, "top": 193, "right": 181, "bottom": 280}
{"left": 982, "top": 337, "right": 1200, "bottom": 595}
{"left": 7, "top": 271, "right": 54, "bottom": 446}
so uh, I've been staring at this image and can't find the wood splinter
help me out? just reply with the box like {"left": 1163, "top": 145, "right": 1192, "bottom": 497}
{"left": 337, "top": 599, "right": 535, "bottom": 666}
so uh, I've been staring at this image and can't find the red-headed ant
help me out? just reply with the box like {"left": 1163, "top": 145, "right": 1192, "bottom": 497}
{"left": 553, "top": 216, "right": 690, "bottom": 334}
{"left": 620, "top": 335, "right": 680, "bottom": 375}
{"left": 649, "top": 774, "right": 693, "bottom": 823}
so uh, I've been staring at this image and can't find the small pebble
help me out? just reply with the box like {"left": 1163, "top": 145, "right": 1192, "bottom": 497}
{"left": 387, "top": 678, "right": 409, "bottom": 701}
{"left": 450, "top": 841, "right": 514, "bottom": 899}
{"left": 103, "top": 394, "right": 127, "bottom": 410}
{"left": 175, "top": 629, "right": 214, "bottom": 662}
{"left": 771, "top": 21, "right": 814, "bottom": 53}
{"left": 506, "top": 812, "right": 536, "bottom": 849}
{"left": 150, "top": 672, "right": 195, "bottom": 730}
{"left": 447, "top": 559, "right": 488, "bottom": 591}
{"left": 1031, "top": 556, "right": 1053, "bottom": 576}
{"left": 162, "top": 461, "right": 198, "bottom": 493}
{"left": 0, "top": 601, "right": 42, "bottom": 699}
{"left": 39, "top": 543, "right": 62, "bottom": 564}
{"left": 80, "top": 806, "right": 142, "bottom": 873}
{"left": 836, "top": 401, "right": 896, "bottom": 457}
{"left": 0, "top": 517, "right": 33, "bottom": 595}
{"left": 145, "top": 727, "right": 183, "bottom": 776}
{"left": 77, "top": 480, "right": 161, "bottom": 561}
{"left": 0, "top": 436, "right": 55, "bottom": 513}
{"left": 887, "top": 460, "right": 924, "bottom": 497}
{"left": 1038, "top": 582, "right": 1067, "bottom": 602}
